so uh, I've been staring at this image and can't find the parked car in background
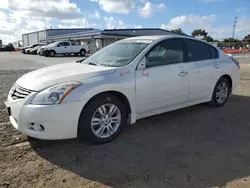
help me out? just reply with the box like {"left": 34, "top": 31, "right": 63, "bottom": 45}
{"left": 43, "top": 41, "right": 89, "bottom": 57}
{"left": 21, "top": 44, "right": 39, "bottom": 54}
{"left": 5, "top": 35, "right": 240, "bottom": 144}
{"left": 37, "top": 44, "right": 48, "bottom": 56}
{"left": 25, "top": 48, "right": 32, "bottom": 54}
{"left": 30, "top": 44, "right": 45, "bottom": 55}
{"left": 0, "top": 45, "right": 15, "bottom": 52}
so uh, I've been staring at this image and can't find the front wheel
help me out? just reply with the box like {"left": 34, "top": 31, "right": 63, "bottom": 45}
{"left": 49, "top": 50, "right": 56, "bottom": 57}
{"left": 78, "top": 95, "right": 127, "bottom": 144}
{"left": 209, "top": 77, "right": 230, "bottom": 107}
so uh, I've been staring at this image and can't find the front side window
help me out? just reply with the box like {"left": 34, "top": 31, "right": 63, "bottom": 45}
{"left": 83, "top": 40, "right": 151, "bottom": 67}
{"left": 58, "top": 42, "right": 70, "bottom": 46}
{"left": 58, "top": 42, "right": 64, "bottom": 46}
{"left": 146, "top": 39, "right": 184, "bottom": 68}
{"left": 63, "top": 42, "right": 70, "bottom": 46}
{"left": 184, "top": 39, "right": 212, "bottom": 62}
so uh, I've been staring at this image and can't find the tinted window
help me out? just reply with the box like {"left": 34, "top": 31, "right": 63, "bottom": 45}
{"left": 58, "top": 42, "right": 70, "bottom": 46}
{"left": 210, "top": 46, "right": 219, "bottom": 59}
{"left": 146, "top": 39, "right": 184, "bottom": 68}
{"left": 63, "top": 42, "right": 70, "bottom": 46}
{"left": 185, "top": 39, "right": 211, "bottom": 62}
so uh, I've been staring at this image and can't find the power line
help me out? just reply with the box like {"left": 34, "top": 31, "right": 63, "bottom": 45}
{"left": 232, "top": 16, "right": 238, "bottom": 39}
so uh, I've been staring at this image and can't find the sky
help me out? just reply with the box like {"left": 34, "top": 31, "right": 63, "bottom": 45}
{"left": 0, "top": 0, "right": 250, "bottom": 44}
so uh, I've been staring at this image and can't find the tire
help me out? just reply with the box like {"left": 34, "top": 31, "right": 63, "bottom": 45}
{"left": 209, "top": 77, "right": 230, "bottom": 107}
{"left": 78, "top": 94, "right": 127, "bottom": 144}
{"left": 80, "top": 49, "right": 86, "bottom": 56}
{"left": 49, "top": 50, "right": 56, "bottom": 57}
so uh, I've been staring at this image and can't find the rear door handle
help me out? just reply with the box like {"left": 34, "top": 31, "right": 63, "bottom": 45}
{"left": 214, "top": 64, "right": 219, "bottom": 69}
{"left": 179, "top": 71, "right": 188, "bottom": 77}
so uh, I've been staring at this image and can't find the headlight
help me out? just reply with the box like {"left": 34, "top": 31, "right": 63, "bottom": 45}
{"left": 30, "top": 82, "right": 82, "bottom": 105}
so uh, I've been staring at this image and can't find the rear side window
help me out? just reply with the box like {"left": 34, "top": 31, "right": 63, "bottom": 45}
{"left": 210, "top": 46, "right": 219, "bottom": 59}
{"left": 185, "top": 39, "right": 212, "bottom": 62}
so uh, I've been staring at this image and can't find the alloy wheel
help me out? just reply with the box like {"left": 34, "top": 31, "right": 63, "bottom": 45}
{"left": 91, "top": 103, "right": 121, "bottom": 139}
{"left": 216, "top": 81, "right": 229, "bottom": 104}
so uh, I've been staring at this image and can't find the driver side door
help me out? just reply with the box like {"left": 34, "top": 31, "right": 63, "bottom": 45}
{"left": 56, "top": 42, "right": 70, "bottom": 54}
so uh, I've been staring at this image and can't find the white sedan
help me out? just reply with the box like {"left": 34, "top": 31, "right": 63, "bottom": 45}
{"left": 5, "top": 35, "right": 240, "bottom": 144}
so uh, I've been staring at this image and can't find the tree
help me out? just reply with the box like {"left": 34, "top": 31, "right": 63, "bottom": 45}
{"left": 203, "top": 36, "right": 214, "bottom": 42}
{"left": 219, "top": 38, "right": 242, "bottom": 49}
{"left": 244, "top": 34, "right": 250, "bottom": 45}
{"left": 191, "top": 29, "right": 208, "bottom": 37}
{"left": 7, "top": 43, "right": 14, "bottom": 47}
{"left": 171, "top": 28, "right": 185, "bottom": 35}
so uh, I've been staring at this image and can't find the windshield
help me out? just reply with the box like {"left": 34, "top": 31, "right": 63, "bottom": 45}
{"left": 46, "top": 42, "right": 58, "bottom": 47}
{"left": 83, "top": 40, "right": 152, "bottom": 67}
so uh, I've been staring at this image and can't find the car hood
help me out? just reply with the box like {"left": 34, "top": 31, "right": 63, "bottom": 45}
{"left": 16, "top": 62, "right": 117, "bottom": 91}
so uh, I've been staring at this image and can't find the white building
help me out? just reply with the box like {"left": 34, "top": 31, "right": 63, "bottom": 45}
{"left": 22, "top": 28, "right": 94, "bottom": 47}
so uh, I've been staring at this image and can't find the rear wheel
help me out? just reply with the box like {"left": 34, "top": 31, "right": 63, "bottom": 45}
{"left": 209, "top": 77, "right": 230, "bottom": 107}
{"left": 78, "top": 95, "right": 127, "bottom": 144}
{"left": 80, "top": 49, "right": 86, "bottom": 56}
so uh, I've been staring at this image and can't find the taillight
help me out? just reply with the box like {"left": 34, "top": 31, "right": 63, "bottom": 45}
{"left": 230, "top": 57, "right": 240, "bottom": 68}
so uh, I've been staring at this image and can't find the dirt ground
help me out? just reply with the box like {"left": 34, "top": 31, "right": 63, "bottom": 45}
{"left": 1, "top": 67, "right": 250, "bottom": 188}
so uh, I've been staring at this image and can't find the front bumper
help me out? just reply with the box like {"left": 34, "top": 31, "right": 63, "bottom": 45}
{"left": 30, "top": 50, "right": 37, "bottom": 54}
{"left": 5, "top": 94, "right": 83, "bottom": 140}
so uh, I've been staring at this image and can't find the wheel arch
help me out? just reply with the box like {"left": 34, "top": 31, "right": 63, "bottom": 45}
{"left": 49, "top": 49, "right": 56, "bottom": 53}
{"left": 81, "top": 90, "right": 132, "bottom": 116}
{"left": 221, "top": 74, "right": 232, "bottom": 94}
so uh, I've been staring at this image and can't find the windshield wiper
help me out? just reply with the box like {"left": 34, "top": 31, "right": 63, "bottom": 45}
{"left": 76, "top": 59, "right": 85, "bottom": 63}
{"left": 88, "top": 62, "right": 99, "bottom": 66}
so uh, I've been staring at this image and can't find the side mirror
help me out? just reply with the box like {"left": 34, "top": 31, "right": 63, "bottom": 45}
{"left": 137, "top": 57, "right": 146, "bottom": 70}
{"left": 57, "top": 45, "right": 60, "bottom": 47}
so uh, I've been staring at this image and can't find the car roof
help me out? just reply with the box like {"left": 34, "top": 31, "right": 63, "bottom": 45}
{"left": 120, "top": 35, "right": 195, "bottom": 42}
{"left": 119, "top": 35, "right": 218, "bottom": 48}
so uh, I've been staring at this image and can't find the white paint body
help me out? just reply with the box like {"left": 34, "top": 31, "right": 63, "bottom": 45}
{"left": 5, "top": 35, "right": 240, "bottom": 140}
{"left": 43, "top": 41, "right": 89, "bottom": 54}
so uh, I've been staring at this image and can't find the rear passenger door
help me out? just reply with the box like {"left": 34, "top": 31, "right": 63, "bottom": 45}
{"left": 184, "top": 39, "right": 220, "bottom": 102}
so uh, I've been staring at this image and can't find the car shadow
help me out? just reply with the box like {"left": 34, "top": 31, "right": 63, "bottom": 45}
{"left": 30, "top": 94, "right": 250, "bottom": 187}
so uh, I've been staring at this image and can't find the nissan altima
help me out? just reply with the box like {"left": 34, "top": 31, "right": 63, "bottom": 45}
{"left": 5, "top": 35, "right": 240, "bottom": 144}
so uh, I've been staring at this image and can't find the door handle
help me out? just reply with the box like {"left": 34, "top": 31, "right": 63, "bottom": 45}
{"left": 179, "top": 71, "right": 188, "bottom": 77}
{"left": 64, "top": 47, "right": 67, "bottom": 48}
{"left": 214, "top": 64, "right": 219, "bottom": 69}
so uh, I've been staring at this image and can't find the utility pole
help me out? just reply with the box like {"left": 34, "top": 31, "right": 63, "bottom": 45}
{"left": 232, "top": 16, "right": 238, "bottom": 39}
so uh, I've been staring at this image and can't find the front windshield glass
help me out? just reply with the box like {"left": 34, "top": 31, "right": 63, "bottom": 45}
{"left": 46, "top": 42, "right": 58, "bottom": 47}
{"left": 83, "top": 40, "right": 152, "bottom": 67}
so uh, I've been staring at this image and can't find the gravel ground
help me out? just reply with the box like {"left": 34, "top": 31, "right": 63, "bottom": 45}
{"left": 1, "top": 58, "right": 250, "bottom": 187}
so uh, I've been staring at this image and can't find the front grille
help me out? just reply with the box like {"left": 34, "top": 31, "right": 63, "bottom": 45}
{"left": 11, "top": 85, "right": 32, "bottom": 100}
